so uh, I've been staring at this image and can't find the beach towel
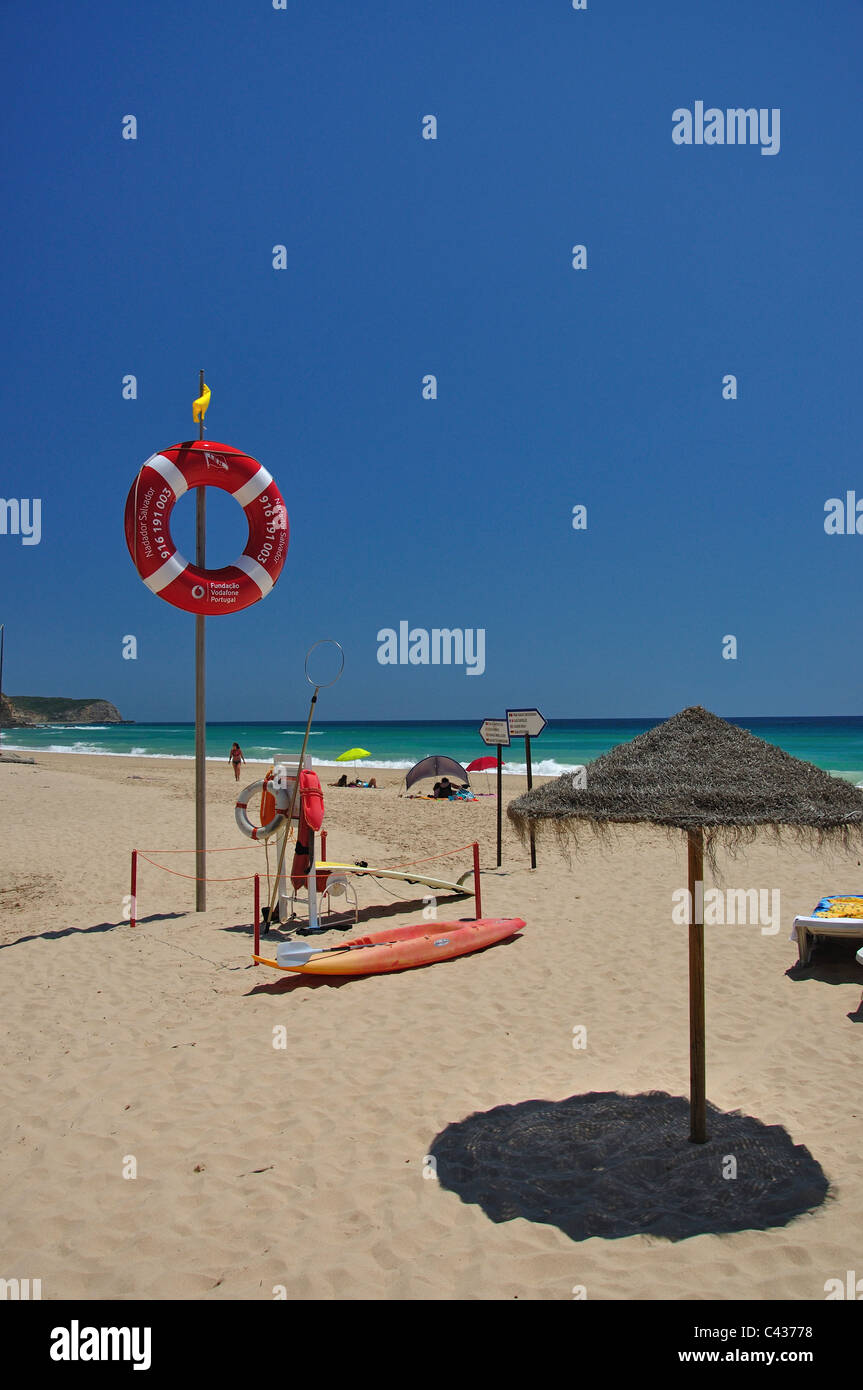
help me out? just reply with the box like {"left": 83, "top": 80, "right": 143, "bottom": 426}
{"left": 810, "top": 895, "right": 863, "bottom": 919}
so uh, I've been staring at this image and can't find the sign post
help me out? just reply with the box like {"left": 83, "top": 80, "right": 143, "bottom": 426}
{"left": 506, "top": 709, "right": 548, "bottom": 869}
{"left": 479, "top": 718, "right": 510, "bottom": 867}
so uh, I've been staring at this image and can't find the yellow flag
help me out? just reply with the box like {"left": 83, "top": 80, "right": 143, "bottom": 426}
{"left": 193, "top": 382, "right": 211, "bottom": 422}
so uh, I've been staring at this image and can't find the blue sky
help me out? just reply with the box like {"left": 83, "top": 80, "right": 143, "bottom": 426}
{"left": 2, "top": 0, "right": 862, "bottom": 721}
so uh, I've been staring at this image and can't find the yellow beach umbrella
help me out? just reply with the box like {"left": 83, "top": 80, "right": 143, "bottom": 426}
{"left": 336, "top": 747, "right": 371, "bottom": 782}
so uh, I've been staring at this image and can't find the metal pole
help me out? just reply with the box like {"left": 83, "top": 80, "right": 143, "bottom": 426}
{"left": 195, "top": 369, "right": 206, "bottom": 911}
{"left": 525, "top": 733, "right": 536, "bottom": 869}
{"left": 688, "top": 827, "right": 707, "bottom": 1143}
{"left": 496, "top": 744, "right": 503, "bottom": 868}
{"left": 306, "top": 830, "right": 319, "bottom": 931}
{"left": 472, "top": 842, "right": 482, "bottom": 919}
{"left": 254, "top": 873, "right": 260, "bottom": 962}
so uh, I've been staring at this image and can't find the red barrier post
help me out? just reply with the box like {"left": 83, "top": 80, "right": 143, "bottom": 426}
{"left": 473, "top": 842, "right": 482, "bottom": 920}
{"left": 254, "top": 873, "right": 260, "bottom": 962}
{"left": 130, "top": 849, "right": 137, "bottom": 929}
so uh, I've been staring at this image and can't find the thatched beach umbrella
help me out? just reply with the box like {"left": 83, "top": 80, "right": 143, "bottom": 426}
{"left": 508, "top": 706, "right": 863, "bottom": 1143}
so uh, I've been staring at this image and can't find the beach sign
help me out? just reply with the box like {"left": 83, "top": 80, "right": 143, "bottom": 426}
{"left": 479, "top": 718, "right": 510, "bottom": 747}
{"left": 506, "top": 708, "right": 547, "bottom": 869}
{"left": 479, "top": 718, "right": 510, "bottom": 867}
{"left": 506, "top": 708, "right": 547, "bottom": 739}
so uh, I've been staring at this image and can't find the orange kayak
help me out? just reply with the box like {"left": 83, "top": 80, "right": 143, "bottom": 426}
{"left": 254, "top": 917, "right": 525, "bottom": 976}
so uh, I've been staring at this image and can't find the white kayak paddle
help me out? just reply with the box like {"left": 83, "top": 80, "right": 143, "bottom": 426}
{"left": 276, "top": 938, "right": 384, "bottom": 968}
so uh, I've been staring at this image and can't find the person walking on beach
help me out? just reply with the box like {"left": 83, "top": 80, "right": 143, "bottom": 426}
{"left": 228, "top": 742, "right": 245, "bottom": 781}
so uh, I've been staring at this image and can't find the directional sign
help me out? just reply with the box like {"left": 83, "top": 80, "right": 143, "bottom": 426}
{"left": 480, "top": 718, "right": 510, "bottom": 747}
{"left": 506, "top": 708, "right": 547, "bottom": 739}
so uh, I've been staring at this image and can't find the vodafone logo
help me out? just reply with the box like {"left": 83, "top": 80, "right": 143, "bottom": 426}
{"left": 191, "top": 584, "right": 205, "bottom": 600}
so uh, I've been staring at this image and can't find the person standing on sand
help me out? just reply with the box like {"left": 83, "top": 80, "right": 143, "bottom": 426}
{"left": 228, "top": 742, "right": 245, "bottom": 781}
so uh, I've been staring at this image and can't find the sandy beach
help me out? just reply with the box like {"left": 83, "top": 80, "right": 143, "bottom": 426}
{"left": 2, "top": 750, "right": 863, "bottom": 1301}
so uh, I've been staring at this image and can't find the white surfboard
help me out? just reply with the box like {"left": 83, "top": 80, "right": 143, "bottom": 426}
{"left": 317, "top": 860, "right": 474, "bottom": 895}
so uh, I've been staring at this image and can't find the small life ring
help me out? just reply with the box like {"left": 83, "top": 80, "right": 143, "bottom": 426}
{"left": 124, "top": 440, "right": 288, "bottom": 615}
{"left": 236, "top": 778, "right": 289, "bottom": 840}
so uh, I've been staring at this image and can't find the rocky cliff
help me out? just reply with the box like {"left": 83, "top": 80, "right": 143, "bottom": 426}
{"left": 0, "top": 696, "right": 126, "bottom": 727}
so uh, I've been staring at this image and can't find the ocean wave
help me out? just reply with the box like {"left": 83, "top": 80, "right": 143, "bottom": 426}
{"left": 2, "top": 743, "right": 266, "bottom": 762}
{"left": 498, "top": 758, "right": 581, "bottom": 777}
{"left": 3, "top": 744, "right": 574, "bottom": 776}
{"left": 41, "top": 724, "right": 113, "bottom": 730}
{"left": 312, "top": 756, "right": 579, "bottom": 775}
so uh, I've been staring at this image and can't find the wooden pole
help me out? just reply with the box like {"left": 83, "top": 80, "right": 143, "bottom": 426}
{"left": 688, "top": 827, "right": 707, "bottom": 1142}
{"left": 496, "top": 744, "right": 503, "bottom": 867}
{"left": 130, "top": 849, "right": 138, "bottom": 929}
{"left": 525, "top": 733, "right": 536, "bottom": 869}
{"left": 195, "top": 369, "right": 206, "bottom": 911}
{"left": 472, "top": 841, "right": 482, "bottom": 919}
{"left": 0, "top": 623, "right": 5, "bottom": 757}
{"left": 254, "top": 873, "right": 260, "bottom": 962}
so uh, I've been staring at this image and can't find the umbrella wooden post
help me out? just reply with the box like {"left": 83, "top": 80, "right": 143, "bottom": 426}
{"left": 687, "top": 827, "right": 707, "bottom": 1143}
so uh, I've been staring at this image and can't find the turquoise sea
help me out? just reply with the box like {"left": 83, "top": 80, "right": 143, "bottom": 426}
{"left": 6, "top": 717, "right": 863, "bottom": 784}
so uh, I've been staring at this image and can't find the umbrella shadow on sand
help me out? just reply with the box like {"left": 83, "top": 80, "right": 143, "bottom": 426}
{"left": 429, "top": 1091, "right": 830, "bottom": 1242}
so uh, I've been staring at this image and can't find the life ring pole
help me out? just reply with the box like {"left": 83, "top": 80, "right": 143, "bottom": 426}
{"left": 195, "top": 368, "right": 206, "bottom": 912}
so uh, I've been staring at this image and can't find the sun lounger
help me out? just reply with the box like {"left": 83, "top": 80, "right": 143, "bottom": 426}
{"left": 791, "top": 895, "right": 863, "bottom": 965}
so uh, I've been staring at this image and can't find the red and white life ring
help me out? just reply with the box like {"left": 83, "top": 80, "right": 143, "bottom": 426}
{"left": 124, "top": 440, "right": 288, "bottom": 615}
{"left": 235, "top": 778, "right": 289, "bottom": 840}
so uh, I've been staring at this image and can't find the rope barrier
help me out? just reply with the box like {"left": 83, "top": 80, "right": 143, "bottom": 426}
{"left": 129, "top": 839, "right": 481, "bottom": 930}
{"left": 361, "top": 842, "right": 478, "bottom": 870}
{"left": 135, "top": 854, "right": 257, "bottom": 883}
{"left": 136, "top": 840, "right": 476, "bottom": 873}
{"left": 137, "top": 844, "right": 262, "bottom": 854}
